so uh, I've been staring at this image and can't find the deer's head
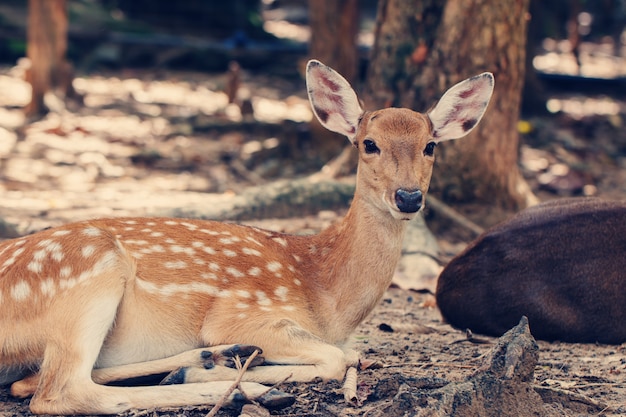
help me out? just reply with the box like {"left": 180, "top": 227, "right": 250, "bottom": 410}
{"left": 306, "top": 60, "right": 494, "bottom": 220}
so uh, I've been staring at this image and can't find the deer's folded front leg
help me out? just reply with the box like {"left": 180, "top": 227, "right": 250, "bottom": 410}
{"left": 162, "top": 322, "right": 360, "bottom": 386}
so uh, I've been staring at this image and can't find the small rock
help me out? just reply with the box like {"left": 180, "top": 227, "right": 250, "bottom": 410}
{"left": 239, "top": 404, "right": 270, "bottom": 417}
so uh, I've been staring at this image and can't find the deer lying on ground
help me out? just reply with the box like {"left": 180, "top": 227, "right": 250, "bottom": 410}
{"left": 0, "top": 60, "right": 494, "bottom": 415}
{"left": 437, "top": 197, "right": 626, "bottom": 344}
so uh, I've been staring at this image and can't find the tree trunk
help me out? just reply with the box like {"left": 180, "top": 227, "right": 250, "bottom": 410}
{"left": 307, "top": 0, "right": 360, "bottom": 163}
{"left": 25, "top": 0, "right": 78, "bottom": 117}
{"left": 364, "top": 0, "right": 446, "bottom": 110}
{"left": 366, "top": 0, "right": 534, "bottom": 210}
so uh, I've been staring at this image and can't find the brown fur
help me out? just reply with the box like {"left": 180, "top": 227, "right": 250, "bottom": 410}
{"left": 0, "top": 60, "right": 493, "bottom": 414}
{"left": 436, "top": 198, "right": 626, "bottom": 344}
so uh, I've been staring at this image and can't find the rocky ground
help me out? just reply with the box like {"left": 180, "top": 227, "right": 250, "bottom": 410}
{"left": 0, "top": 63, "right": 625, "bottom": 416}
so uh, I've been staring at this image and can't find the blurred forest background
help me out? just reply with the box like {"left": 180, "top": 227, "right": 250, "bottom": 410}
{"left": 0, "top": 0, "right": 626, "bottom": 239}
{"left": 2, "top": 3, "right": 626, "bottom": 415}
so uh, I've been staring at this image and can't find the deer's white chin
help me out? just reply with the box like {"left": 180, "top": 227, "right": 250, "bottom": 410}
{"left": 390, "top": 210, "right": 419, "bottom": 221}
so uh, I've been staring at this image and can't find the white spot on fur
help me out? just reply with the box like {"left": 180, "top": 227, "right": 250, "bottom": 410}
{"left": 0, "top": 246, "right": 26, "bottom": 272}
{"left": 164, "top": 220, "right": 178, "bottom": 226}
{"left": 164, "top": 260, "right": 187, "bottom": 269}
{"left": 237, "top": 313, "right": 247, "bottom": 319}
{"left": 226, "top": 267, "right": 244, "bottom": 278}
{"left": 82, "top": 245, "right": 96, "bottom": 257}
{"left": 201, "top": 272, "right": 218, "bottom": 280}
{"left": 27, "top": 261, "right": 42, "bottom": 273}
{"left": 11, "top": 281, "right": 31, "bottom": 301}
{"left": 72, "top": 250, "right": 119, "bottom": 285}
{"left": 123, "top": 220, "right": 138, "bottom": 225}
{"left": 209, "top": 263, "right": 220, "bottom": 271}
{"left": 124, "top": 239, "right": 148, "bottom": 246}
{"left": 49, "top": 244, "right": 64, "bottom": 262}
{"left": 150, "top": 232, "right": 164, "bottom": 237}
{"left": 236, "top": 303, "right": 249, "bottom": 309}
{"left": 170, "top": 245, "right": 196, "bottom": 256}
{"left": 294, "top": 278, "right": 302, "bottom": 286}
{"left": 267, "top": 261, "right": 282, "bottom": 272}
{"left": 181, "top": 222, "right": 198, "bottom": 230}
{"left": 40, "top": 278, "right": 56, "bottom": 297}
{"left": 274, "top": 237, "right": 288, "bottom": 247}
{"left": 31, "top": 242, "right": 63, "bottom": 263}
{"left": 274, "top": 286, "right": 288, "bottom": 302}
{"left": 33, "top": 249, "right": 47, "bottom": 261}
{"left": 60, "top": 266, "right": 72, "bottom": 278}
{"left": 248, "top": 267, "right": 261, "bottom": 276}
{"left": 59, "top": 278, "right": 78, "bottom": 290}
{"left": 223, "top": 249, "right": 237, "bottom": 257}
{"left": 245, "top": 236, "right": 263, "bottom": 247}
{"left": 292, "top": 254, "right": 302, "bottom": 263}
{"left": 256, "top": 290, "right": 271, "bottom": 306}
{"left": 219, "top": 237, "right": 240, "bottom": 245}
{"left": 52, "top": 230, "right": 71, "bottom": 237}
{"left": 281, "top": 305, "right": 296, "bottom": 311}
{"left": 236, "top": 290, "right": 251, "bottom": 298}
{"left": 203, "top": 246, "right": 217, "bottom": 255}
{"left": 140, "top": 245, "right": 165, "bottom": 255}
{"left": 83, "top": 227, "right": 102, "bottom": 236}
{"left": 200, "top": 229, "right": 219, "bottom": 235}
{"left": 136, "top": 278, "right": 231, "bottom": 298}
{"left": 242, "top": 247, "right": 261, "bottom": 257}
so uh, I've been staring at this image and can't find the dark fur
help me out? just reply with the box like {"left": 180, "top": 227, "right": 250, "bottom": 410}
{"left": 436, "top": 198, "right": 626, "bottom": 344}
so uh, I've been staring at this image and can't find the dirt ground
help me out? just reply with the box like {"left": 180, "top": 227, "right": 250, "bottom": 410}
{"left": 0, "top": 65, "right": 625, "bottom": 416}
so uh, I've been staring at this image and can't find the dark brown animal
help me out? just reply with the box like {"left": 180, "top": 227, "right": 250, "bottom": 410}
{"left": 436, "top": 198, "right": 626, "bottom": 344}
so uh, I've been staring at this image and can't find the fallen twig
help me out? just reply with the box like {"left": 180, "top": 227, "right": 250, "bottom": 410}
{"left": 206, "top": 349, "right": 260, "bottom": 417}
{"left": 426, "top": 195, "right": 484, "bottom": 236}
{"left": 343, "top": 366, "right": 359, "bottom": 405}
{"left": 450, "top": 329, "right": 493, "bottom": 345}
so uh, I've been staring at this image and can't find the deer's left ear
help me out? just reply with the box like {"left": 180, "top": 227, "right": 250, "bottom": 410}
{"left": 428, "top": 73, "right": 494, "bottom": 142}
{"left": 306, "top": 59, "right": 363, "bottom": 144}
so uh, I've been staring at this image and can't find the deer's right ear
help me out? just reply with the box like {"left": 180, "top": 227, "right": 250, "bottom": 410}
{"left": 306, "top": 60, "right": 363, "bottom": 144}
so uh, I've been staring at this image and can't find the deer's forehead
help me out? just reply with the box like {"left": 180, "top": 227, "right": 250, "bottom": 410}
{"left": 360, "top": 109, "right": 432, "bottom": 142}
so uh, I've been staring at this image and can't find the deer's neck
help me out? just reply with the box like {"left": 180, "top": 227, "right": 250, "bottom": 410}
{"left": 307, "top": 195, "right": 408, "bottom": 344}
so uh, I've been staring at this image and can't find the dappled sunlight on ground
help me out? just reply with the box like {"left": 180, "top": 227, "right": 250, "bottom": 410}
{"left": 0, "top": 65, "right": 320, "bottom": 232}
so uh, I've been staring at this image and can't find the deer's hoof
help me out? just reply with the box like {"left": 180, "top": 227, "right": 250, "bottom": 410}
{"left": 160, "top": 367, "right": 187, "bottom": 385}
{"left": 217, "top": 345, "right": 265, "bottom": 369}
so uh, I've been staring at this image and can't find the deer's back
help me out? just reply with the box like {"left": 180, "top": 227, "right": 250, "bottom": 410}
{"left": 436, "top": 198, "right": 626, "bottom": 344}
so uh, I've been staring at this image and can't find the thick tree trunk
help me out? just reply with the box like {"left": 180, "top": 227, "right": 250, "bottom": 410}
{"left": 366, "top": 0, "right": 534, "bottom": 210}
{"left": 307, "top": 0, "right": 360, "bottom": 163}
{"left": 364, "top": 0, "right": 446, "bottom": 110}
{"left": 25, "top": 0, "right": 78, "bottom": 117}
{"left": 308, "top": 0, "right": 359, "bottom": 84}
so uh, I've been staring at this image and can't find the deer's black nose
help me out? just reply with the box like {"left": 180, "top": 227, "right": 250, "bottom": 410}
{"left": 395, "top": 189, "right": 423, "bottom": 213}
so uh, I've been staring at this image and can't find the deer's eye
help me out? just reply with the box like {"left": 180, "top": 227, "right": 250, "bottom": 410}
{"left": 363, "top": 139, "right": 380, "bottom": 154}
{"left": 424, "top": 141, "right": 437, "bottom": 157}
